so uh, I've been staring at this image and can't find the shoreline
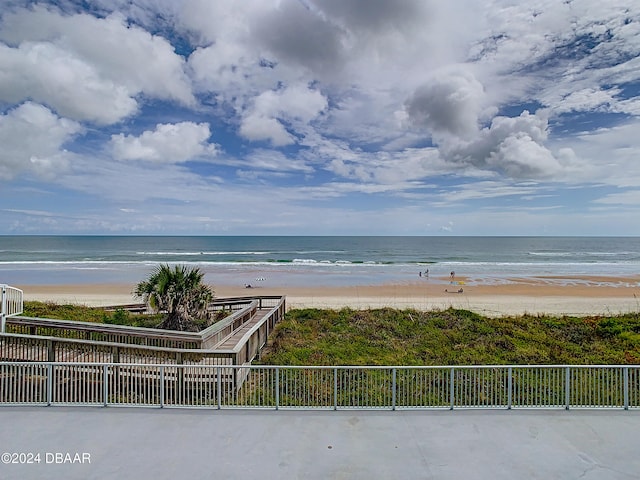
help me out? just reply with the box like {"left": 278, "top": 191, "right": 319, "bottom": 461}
{"left": 17, "top": 275, "right": 640, "bottom": 317}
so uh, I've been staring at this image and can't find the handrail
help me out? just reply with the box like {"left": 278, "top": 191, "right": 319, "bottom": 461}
{"left": 0, "top": 332, "right": 237, "bottom": 366}
{"left": 7, "top": 316, "right": 203, "bottom": 349}
{"left": 225, "top": 300, "right": 285, "bottom": 364}
{"left": 0, "top": 332, "right": 205, "bottom": 355}
{"left": 1, "top": 296, "right": 286, "bottom": 371}
{"left": 1, "top": 284, "right": 23, "bottom": 333}
{"left": 7, "top": 296, "right": 282, "bottom": 350}
{"left": 200, "top": 300, "right": 258, "bottom": 348}
{"left": 10, "top": 315, "right": 203, "bottom": 338}
{"left": 0, "top": 362, "right": 637, "bottom": 410}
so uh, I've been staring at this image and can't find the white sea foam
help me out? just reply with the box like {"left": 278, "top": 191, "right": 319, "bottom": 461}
{"left": 1, "top": 236, "right": 639, "bottom": 287}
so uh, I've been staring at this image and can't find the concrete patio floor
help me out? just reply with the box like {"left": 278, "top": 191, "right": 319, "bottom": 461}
{"left": 1, "top": 407, "right": 639, "bottom": 479}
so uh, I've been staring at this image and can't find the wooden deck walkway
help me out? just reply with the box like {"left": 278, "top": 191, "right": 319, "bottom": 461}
{"left": 213, "top": 309, "right": 268, "bottom": 350}
{"left": 1, "top": 297, "right": 284, "bottom": 365}
{"left": 0, "top": 312, "right": 268, "bottom": 362}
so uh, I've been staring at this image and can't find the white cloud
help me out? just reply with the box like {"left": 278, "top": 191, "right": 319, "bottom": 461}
{"left": 1, "top": 0, "right": 640, "bottom": 235}
{"left": 551, "top": 119, "right": 640, "bottom": 187}
{"left": 110, "top": 122, "right": 216, "bottom": 163}
{"left": 0, "top": 102, "right": 82, "bottom": 179}
{"left": 239, "top": 84, "right": 327, "bottom": 145}
{"left": 0, "top": 42, "right": 137, "bottom": 124}
{"left": 243, "top": 150, "right": 314, "bottom": 174}
{"left": 593, "top": 190, "right": 640, "bottom": 205}
{"left": 487, "top": 133, "right": 560, "bottom": 178}
{"left": 0, "top": 6, "right": 193, "bottom": 124}
{"left": 436, "top": 110, "right": 575, "bottom": 180}
{"left": 552, "top": 88, "right": 621, "bottom": 114}
{"left": 474, "top": 1, "right": 640, "bottom": 116}
{"left": 405, "top": 69, "right": 486, "bottom": 139}
{"left": 239, "top": 115, "right": 294, "bottom": 147}
{"left": 252, "top": 0, "right": 345, "bottom": 75}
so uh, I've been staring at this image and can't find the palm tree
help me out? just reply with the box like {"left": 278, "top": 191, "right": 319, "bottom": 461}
{"left": 134, "top": 264, "right": 214, "bottom": 331}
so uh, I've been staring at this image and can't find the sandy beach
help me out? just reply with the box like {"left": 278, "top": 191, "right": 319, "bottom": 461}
{"left": 18, "top": 275, "right": 640, "bottom": 317}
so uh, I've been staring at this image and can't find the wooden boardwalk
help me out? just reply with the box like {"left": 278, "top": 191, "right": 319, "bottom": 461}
{"left": 0, "top": 296, "right": 285, "bottom": 366}
{"left": 213, "top": 309, "right": 268, "bottom": 350}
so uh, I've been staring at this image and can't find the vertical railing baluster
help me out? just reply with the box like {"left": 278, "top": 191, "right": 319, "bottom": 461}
{"left": 507, "top": 367, "right": 512, "bottom": 410}
{"left": 334, "top": 367, "right": 338, "bottom": 411}
{"left": 275, "top": 366, "right": 279, "bottom": 410}
{"left": 46, "top": 363, "right": 52, "bottom": 406}
{"left": 160, "top": 365, "right": 164, "bottom": 408}
{"left": 392, "top": 368, "right": 396, "bottom": 411}
{"left": 450, "top": 367, "right": 455, "bottom": 410}
{"left": 103, "top": 363, "right": 108, "bottom": 407}
{"left": 217, "top": 366, "right": 222, "bottom": 409}
{"left": 624, "top": 367, "right": 629, "bottom": 411}
{"left": 564, "top": 367, "right": 571, "bottom": 410}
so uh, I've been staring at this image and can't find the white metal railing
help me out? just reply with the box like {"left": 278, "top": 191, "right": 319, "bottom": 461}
{"left": 0, "top": 363, "right": 637, "bottom": 410}
{"left": 1, "top": 284, "right": 23, "bottom": 334}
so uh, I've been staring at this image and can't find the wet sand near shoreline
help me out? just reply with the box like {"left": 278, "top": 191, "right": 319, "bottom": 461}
{"left": 17, "top": 274, "right": 640, "bottom": 317}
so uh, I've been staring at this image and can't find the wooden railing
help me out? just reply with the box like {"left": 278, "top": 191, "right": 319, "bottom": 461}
{"left": 0, "top": 333, "right": 234, "bottom": 365}
{"left": 6, "top": 316, "right": 203, "bottom": 349}
{"left": 200, "top": 301, "right": 259, "bottom": 348}
{"left": 0, "top": 296, "right": 286, "bottom": 390}
{"left": 213, "top": 298, "right": 285, "bottom": 366}
{"left": 6, "top": 297, "right": 271, "bottom": 350}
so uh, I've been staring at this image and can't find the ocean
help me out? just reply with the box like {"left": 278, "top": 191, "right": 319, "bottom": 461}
{"left": 0, "top": 236, "right": 639, "bottom": 288}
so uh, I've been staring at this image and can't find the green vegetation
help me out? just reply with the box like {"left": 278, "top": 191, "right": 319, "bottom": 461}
{"left": 23, "top": 301, "right": 164, "bottom": 328}
{"left": 259, "top": 307, "right": 640, "bottom": 366}
{"left": 20, "top": 302, "right": 640, "bottom": 366}
{"left": 134, "top": 264, "right": 214, "bottom": 331}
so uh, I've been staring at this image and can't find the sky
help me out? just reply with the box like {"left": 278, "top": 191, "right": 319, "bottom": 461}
{"left": 1, "top": 0, "right": 640, "bottom": 236}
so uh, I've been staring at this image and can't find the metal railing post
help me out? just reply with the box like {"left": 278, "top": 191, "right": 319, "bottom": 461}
{"left": 392, "top": 368, "right": 397, "bottom": 411}
{"left": 565, "top": 366, "right": 571, "bottom": 410}
{"left": 275, "top": 367, "right": 280, "bottom": 410}
{"left": 450, "top": 367, "right": 455, "bottom": 410}
{"left": 624, "top": 367, "right": 629, "bottom": 411}
{"left": 46, "top": 363, "right": 53, "bottom": 406}
{"left": 507, "top": 367, "right": 512, "bottom": 410}
{"left": 103, "top": 364, "right": 109, "bottom": 407}
{"left": 1, "top": 285, "right": 6, "bottom": 334}
{"left": 160, "top": 366, "right": 165, "bottom": 408}
{"left": 334, "top": 367, "right": 338, "bottom": 411}
{"left": 176, "top": 353, "right": 184, "bottom": 404}
{"left": 217, "top": 366, "right": 222, "bottom": 410}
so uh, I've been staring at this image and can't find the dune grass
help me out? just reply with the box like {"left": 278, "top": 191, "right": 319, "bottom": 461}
{"left": 259, "top": 307, "right": 640, "bottom": 366}
{"left": 19, "top": 302, "right": 640, "bottom": 366}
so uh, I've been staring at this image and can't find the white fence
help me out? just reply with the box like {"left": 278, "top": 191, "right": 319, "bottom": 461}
{"left": 1, "top": 363, "right": 638, "bottom": 410}
{"left": 1, "top": 284, "right": 23, "bottom": 334}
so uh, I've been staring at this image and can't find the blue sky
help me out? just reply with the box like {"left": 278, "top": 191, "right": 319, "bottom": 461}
{"left": 1, "top": 0, "right": 640, "bottom": 235}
